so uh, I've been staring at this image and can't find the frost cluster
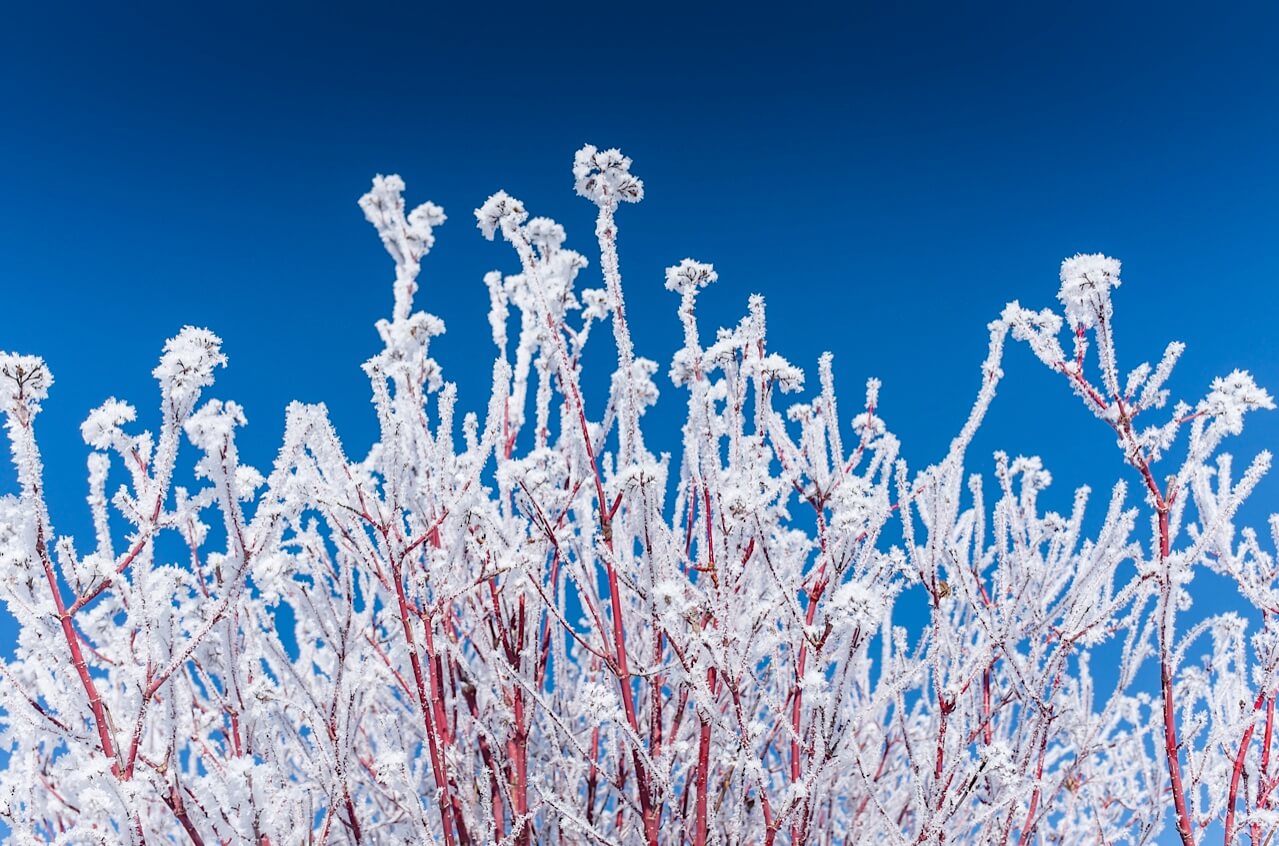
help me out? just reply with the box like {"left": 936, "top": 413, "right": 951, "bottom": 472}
{"left": 0, "top": 149, "right": 1273, "bottom": 846}
{"left": 1058, "top": 252, "right": 1121, "bottom": 329}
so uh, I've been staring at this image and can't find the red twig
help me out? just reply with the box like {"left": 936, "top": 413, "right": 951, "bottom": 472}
{"left": 1226, "top": 693, "right": 1266, "bottom": 845}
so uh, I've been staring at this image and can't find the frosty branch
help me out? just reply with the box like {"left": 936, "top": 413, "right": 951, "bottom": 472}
{"left": 0, "top": 148, "right": 1275, "bottom": 846}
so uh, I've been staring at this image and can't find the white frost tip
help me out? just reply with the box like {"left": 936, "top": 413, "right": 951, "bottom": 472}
{"left": 664, "top": 259, "right": 717, "bottom": 295}
{"left": 474, "top": 191, "right": 527, "bottom": 241}
{"left": 359, "top": 174, "right": 446, "bottom": 265}
{"left": 0, "top": 353, "right": 52, "bottom": 414}
{"left": 81, "top": 398, "right": 137, "bottom": 450}
{"left": 1202, "top": 369, "right": 1275, "bottom": 434}
{"left": 573, "top": 144, "right": 644, "bottom": 207}
{"left": 1058, "top": 253, "right": 1121, "bottom": 329}
{"left": 152, "top": 327, "right": 226, "bottom": 402}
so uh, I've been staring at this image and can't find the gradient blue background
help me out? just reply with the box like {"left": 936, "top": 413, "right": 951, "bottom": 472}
{"left": 0, "top": 2, "right": 1276, "bottom": 840}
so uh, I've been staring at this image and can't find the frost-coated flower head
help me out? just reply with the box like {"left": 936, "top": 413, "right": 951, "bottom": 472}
{"left": 611, "top": 458, "right": 668, "bottom": 500}
{"left": 542, "top": 249, "right": 589, "bottom": 303}
{"left": 581, "top": 287, "right": 610, "bottom": 321}
{"left": 498, "top": 447, "right": 573, "bottom": 517}
{"left": 375, "top": 310, "right": 446, "bottom": 358}
{"left": 612, "top": 357, "right": 660, "bottom": 411}
{"left": 573, "top": 145, "right": 644, "bottom": 208}
{"left": 184, "top": 399, "right": 247, "bottom": 453}
{"left": 525, "top": 217, "right": 567, "bottom": 255}
{"left": 153, "top": 327, "right": 226, "bottom": 405}
{"left": 1009, "top": 454, "right": 1053, "bottom": 491}
{"left": 1058, "top": 253, "right": 1121, "bottom": 329}
{"left": 753, "top": 352, "right": 805, "bottom": 393}
{"left": 829, "top": 475, "right": 883, "bottom": 538}
{"left": 828, "top": 577, "right": 886, "bottom": 632}
{"left": 406, "top": 201, "right": 446, "bottom": 248}
{"left": 668, "top": 347, "right": 697, "bottom": 386}
{"left": 475, "top": 191, "right": 528, "bottom": 241}
{"left": 81, "top": 398, "right": 136, "bottom": 451}
{"left": 359, "top": 174, "right": 446, "bottom": 265}
{"left": 0, "top": 353, "right": 52, "bottom": 417}
{"left": 1201, "top": 369, "right": 1275, "bottom": 434}
{"left": 664, "top": 259, "right": 718, "bottom": 296}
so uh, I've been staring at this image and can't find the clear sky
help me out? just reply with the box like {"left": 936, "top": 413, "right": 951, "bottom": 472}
{"left": 3, "top": 1, "right": 1276, "bottom": 515}
{"left": 0, "top": 3, "right": 1277, "bottom": 835}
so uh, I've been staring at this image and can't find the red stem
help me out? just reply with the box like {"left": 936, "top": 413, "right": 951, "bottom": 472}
{"left": 35, "top": 525, "right": 120, "bottom": 777}
{"left": 693, "top": 666, "right": 718, "bottom": 846}
{"left": 391, "top": 561, "right": 458, "bottom": 846}
{"left": 1226, "top": 693, "right": 1266, "bottom": 845}
{"left": 1156, "top": 507, "right": 1196, "bottom": 846}
{"left": 1018, "top": 719, "right": 1051, "bottom": 845}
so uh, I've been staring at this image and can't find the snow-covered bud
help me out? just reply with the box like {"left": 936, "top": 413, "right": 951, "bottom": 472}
{"left": 525, "top": 217, "right": 567, "bottom": 254}
{"left": 360, "top": 173, "right": 406, "bottom": 220}
{"left": 359, "top": 174, "right": 446, "bottom": 265}
{"left": 753, "top": 353, "right": 804, "bottom": 393}
{"left": 581, "top": 287, "right": 610, "bottom": 320}
{"left": 613, "top": 357, "right": 660, "bottom": 412}
{"left": 373, "top": 310, "right": 447, "bottom": 387}
{"left": 81, "top": 398, "right": 136, "bottom": 451}
{"left": 153, "top": 326, "right": 226, "bottom": 408}
{"left": 184, "top": 399, "right": 246, "bottom": 453}
{"left": 0, "top": 354, "right": 52, "bottom": 418}
{"left": 664, "top": 259, "right": 717, "bottom": 296}
{"left": 573, "top": 144, "right": 644, "bottom": 207}
{"left": 1200, "top": 369, "right": 1275, "bottom": 434}
{"left": 475, "top": 191, "right": 528, "bottom": 241}
{"left": 406, "top": 201, "right": 446, "bottom": 251}
{"left": 1058, "top": 253, "right": 1121, "bottom": 329}
{"left": 829, "top": 476, "right": 884, "bottom": 538}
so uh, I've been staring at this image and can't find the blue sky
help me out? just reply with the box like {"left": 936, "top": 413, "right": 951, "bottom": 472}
{"left": 2, "top": 2, "right": 1276, "bottom": 521}
{"left": 0, "top": 2, "right": 1276, "bottom": 834}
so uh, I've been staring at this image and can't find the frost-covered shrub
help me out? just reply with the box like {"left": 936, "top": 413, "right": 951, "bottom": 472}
{"left": 0, "top": 148, "right": 1275, "bottom": 846}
